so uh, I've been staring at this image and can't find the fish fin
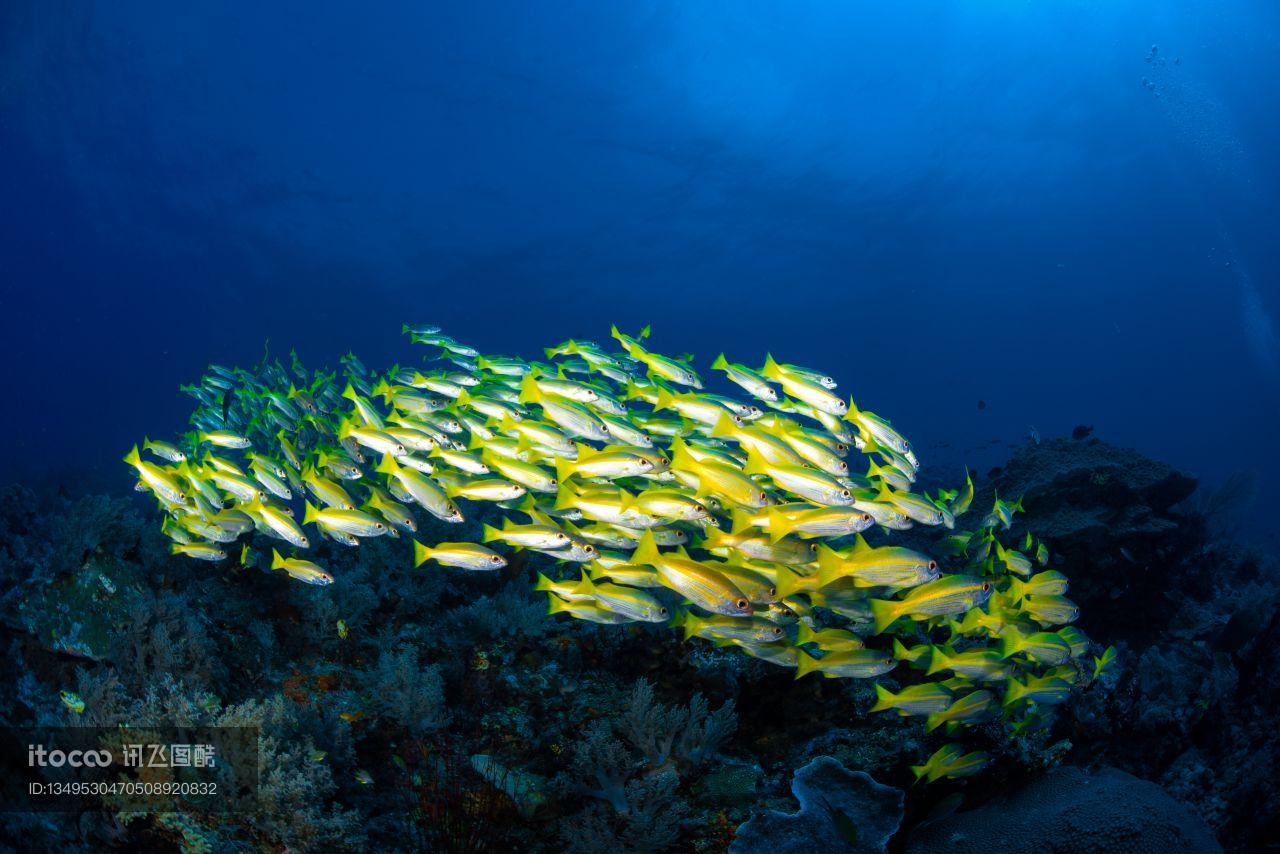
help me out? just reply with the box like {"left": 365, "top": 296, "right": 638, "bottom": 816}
{"left": 553, "top": 456, "right": 576, "bottom": 487}
{"left": 518, "top": 374, "right": 542, "bottom": 405}
{"left": 742, "top": 454, "right": 770, "bottom": 478}
{"left": 729, "top": 509, "right": 757, "bottom": 535}
{"left": 765, "top": 507, "right": 795, "bottom": 542}
{"left": 572, "top": 573, "right": 596, "bottom": 598}
{"left": 632, "top": 529, "right": 662, "bottom": 568}
{"left": 925, "top": 647, "right": 951, "bottom": 676}
{"left": 761, "top": 353, "right": 781, "bottom": 380}
{"left": 773, "top": 566, "right": 804, "bottom": 600}
{"left": 710, "top": 413, "right": 738, "bottom": 438}
{"left": 869, "top": 598, "right": 899, "bottom": 634}
{"left": 870, "top": 683, "right": 895, "bottom": 713}
{"left": 552, "top": 485, "right": 578, "bottom": 512}
{"left": 815, "top": 545, "right": 845, "bottom": 588}
{"left": 412, "top": 540, "right": 432, "bottom": 567}
{"left": 1003, "top": 677, "right": 1026, "bottom": 707}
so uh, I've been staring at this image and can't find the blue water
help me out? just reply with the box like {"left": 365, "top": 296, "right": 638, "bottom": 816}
{"left": 2, "top": 2, "right": 1277, "bottom": 530}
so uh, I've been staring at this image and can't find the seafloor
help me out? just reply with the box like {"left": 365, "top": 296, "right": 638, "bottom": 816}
{"left": 0, "top": 436, "right": 1273, "bottom": 852}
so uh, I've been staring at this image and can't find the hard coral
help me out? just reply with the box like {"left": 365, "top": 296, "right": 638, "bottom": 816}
{"left": 905, "top": 765, "right": 1220, "bottom": 853}
{"left": 731, "top": 755, "right": 903, "bottom": 854}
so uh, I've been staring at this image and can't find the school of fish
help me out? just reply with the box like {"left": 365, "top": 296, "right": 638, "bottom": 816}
{"left": 126, "top": 324, "right": 1114, "bottom": 780}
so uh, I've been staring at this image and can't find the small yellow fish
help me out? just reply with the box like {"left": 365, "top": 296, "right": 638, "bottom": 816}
{"left": 60, "top": 690, "right": 85, "bottom": 714}
{"left": 270, "top": 550, "right": 334, "bottom": 585}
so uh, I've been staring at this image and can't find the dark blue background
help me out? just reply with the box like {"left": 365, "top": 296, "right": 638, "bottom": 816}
{"left": 2, "top": 2, "right": 1277, "bottom": 531}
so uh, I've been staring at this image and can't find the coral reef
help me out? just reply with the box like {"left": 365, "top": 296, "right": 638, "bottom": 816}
{"left": 1, "top": 431, "right": 1274, "bottom": 850}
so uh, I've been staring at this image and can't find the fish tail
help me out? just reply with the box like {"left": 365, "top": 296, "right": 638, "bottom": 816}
{"left": 729, "top": 509, "right": 756, "bottom": 535}
{"left": 631, "top": 529, "right": 662, "bottom": 568}
{"left": 761, "top": 353, "right": 781, "bottom": 379}
{"left": 1003, "top": 677, "right": 1026, "bottom": 707}
{"left": 711, "top": 353, "right": 729, "bottom": 371}
{"left": 412, "top": 540, "right": 432, "bottom": 568}
{"left": 710, "top": 413, "right": 737, "bottom": 438}
{"left": 815, "top": 546, "right": 845, "bottom": 588}
{"left": 270, "top": 549, "right": 285, "bottom": 570}
{"left": 774, "top": 567, "right": 803, "bottom": 600}
{"left": 553, "top": 456, "right": 576, "bottom": 487}
{"left": 794, "top": 651, "right": 819, "bottom": 679}
{"left": 869, "top": 598, "right": 899, "bottom": 634}
{"left": 925, "top": 647, "right": 950, "bottom": 676}
{"left": 794, "top": 622, "right": 814, "bottom": 645}
{"left": 518, "top": 374, "right": 542, "bottom": 405}
{"left": 870, "top": 683, "right": 895, "bottom": 713}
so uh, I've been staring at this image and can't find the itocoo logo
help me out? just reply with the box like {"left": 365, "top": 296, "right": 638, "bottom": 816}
{"left": 28, "top": 744, "right": 112, "bottom": 767}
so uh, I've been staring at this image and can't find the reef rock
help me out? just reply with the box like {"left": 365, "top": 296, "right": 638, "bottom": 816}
{"left": 991, "top": 437, "right": 1197, "bottom": 537}
{"left": 985, "top": 438, "right": 1198, "bottom": 641}
{"left": 905, "top": 765, "right": 1221, "bottom": 853}
{"left": 731, "top": 755, "right": 903, "bottom": 854}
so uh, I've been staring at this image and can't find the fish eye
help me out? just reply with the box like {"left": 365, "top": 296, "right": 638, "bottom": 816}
{"left": 376, "top": 523, "right": 385, "bottom": 530}
{"left": 557, "top": 533, "right": 568, "bottom": 540}
{"left": 903, "top": 442, "right": 911, "bottom": 452}
{"left": 768, "top": 586, "right": 777, "bottom": 597}
{"left": 837, "top": 462, "right": 848, "bottom": 472}
{"left": 584, "top": 545, "right": 597, "bottom": 554}
{"left": 927, "top": 560, "right": 937, "bottom": 571}
{"left": 862, "top": 514, "right": 872, "bottom": 522}
{"left": 982, "top": 582, "right": 991, "bottom": 591}
{"left": 808, "top": 544, "right": 818, "bottom": 552}
{"left": 660, "top": 607, "right": 669, "bottom": 616}
{"left": 736, "top": 598, "right": 749, "bottom": 610}
{"left": 758, "top": 492, "right": 768, "bottom": 501}
{"left": 840, "top": 489, "right": 851, "bottom": 498}
{"left": 491, "top": 555, "right": 503, "bottom": 563}
{"left": 549, "top": 479, "right": 558, "bottom": 487}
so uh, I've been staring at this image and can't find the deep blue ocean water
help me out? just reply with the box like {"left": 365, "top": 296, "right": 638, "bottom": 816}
{"left": 2, "top": 1, "right": 1277, "bottom": 534}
